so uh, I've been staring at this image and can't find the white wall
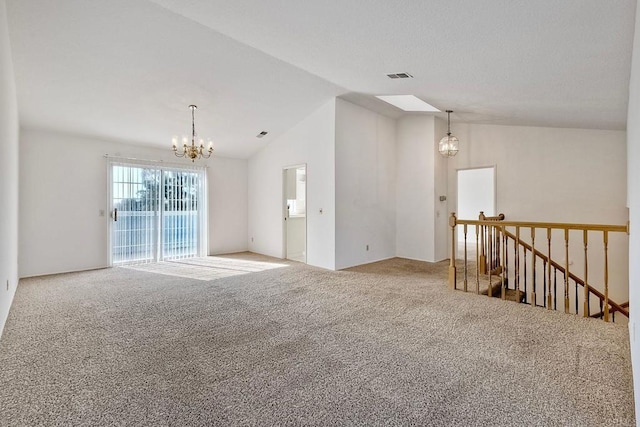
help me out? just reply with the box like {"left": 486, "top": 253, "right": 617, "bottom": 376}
{"left": 446, "top": 123, "right": 627, "bottom": 224}
{"left": 445, "top": 122, "right": 629, "bottom": 311}
{"left": 396, "top": 116, "right": 447, "bottom": 262}
{"left": 626, "top": 2, "right": 640, "bottom": 422}
{"left": 433, "top": 117, "right": 449, "bottom": 261}
{"left": 335, "top": 98, "right": 396, "bottom": 269}
{"left": 248, "top": 99, "right": 336, "bottom": 270}
{"left": 19, "top": 129, "right": 247, "bottom": 277}
{"left": 0, "top": 0, "right": 19, "bottom": 338}
{"left": 208, "top": 156, "right": 248, "bottom": 255}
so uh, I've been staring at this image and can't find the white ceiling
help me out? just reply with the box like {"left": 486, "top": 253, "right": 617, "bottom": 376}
{"left": 6, "top": 0, "right": 637, "bottom": 158}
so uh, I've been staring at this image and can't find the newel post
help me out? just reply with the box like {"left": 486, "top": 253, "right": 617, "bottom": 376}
{"left": 449, "top": 212, "right": 457, "bottom": 289}
{"left": 479, "top": 211, "right": 487, "bottom": 274}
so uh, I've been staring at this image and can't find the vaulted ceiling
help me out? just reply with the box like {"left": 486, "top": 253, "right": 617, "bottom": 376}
{"left": 6, "top": 0, "right": 636, "bottom": 158}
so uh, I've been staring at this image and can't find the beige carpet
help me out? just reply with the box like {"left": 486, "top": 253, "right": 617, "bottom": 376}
{"left": 0, "top": 253, "right": 634, "bottom": 426}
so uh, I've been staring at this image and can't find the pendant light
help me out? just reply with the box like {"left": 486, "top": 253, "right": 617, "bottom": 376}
{"left": 439, "top": 110, "right": 459, "bottom": 158}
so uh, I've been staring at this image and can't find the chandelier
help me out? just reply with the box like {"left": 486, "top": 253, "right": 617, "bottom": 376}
{"left": 438, "top": 110, "right": 459, "bottom": 158}
{"left": 172, "top": 105, "right": 214, "bottom": 162}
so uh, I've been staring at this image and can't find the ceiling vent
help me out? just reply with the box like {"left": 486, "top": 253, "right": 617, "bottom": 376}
{"left": 256, "top": 131, "right": 268, "bottom": 138}
{"left": 386, "top": 72, "right": 413, "bottom": 79}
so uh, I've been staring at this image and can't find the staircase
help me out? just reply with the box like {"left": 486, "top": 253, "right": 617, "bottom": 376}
{"left": 480, "top": 279, "right": 525, "bottom": 302}
{"left": 448, "top": 212, "right": 629, "bottom": 322}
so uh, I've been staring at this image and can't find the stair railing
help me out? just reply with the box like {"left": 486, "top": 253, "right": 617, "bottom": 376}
{"left": 448, "top": 212, "right": 629, "bottom": 322}
{"left": 478, "top": 211, "right": 505, "bottom": 275}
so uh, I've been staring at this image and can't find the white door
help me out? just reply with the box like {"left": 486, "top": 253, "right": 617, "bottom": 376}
{"left": 283, "top": 165, "right": 307, "bottom": 263}
{"left": 457, "top": 166, "right": 495, "bottom": 243}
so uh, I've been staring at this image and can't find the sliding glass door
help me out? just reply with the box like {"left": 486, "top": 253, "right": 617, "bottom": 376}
{"left": 161, "top": 169, "right": 201, "bottom": 260}
{"left": 111, "top": 165, "right": 160, "bottom": 265}
{"left": 109, "top": 161, "right": 207, "bottom": 266}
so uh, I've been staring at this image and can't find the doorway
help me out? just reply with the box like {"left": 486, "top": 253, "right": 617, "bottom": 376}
{"left": 283, "top": 165, "right": 307, "bottom": 263}
{"left": 109, "top": 161, "right": 207, "bottom": 265}
{"left": 457, "top": 166, "right": 496, "bottom": 244}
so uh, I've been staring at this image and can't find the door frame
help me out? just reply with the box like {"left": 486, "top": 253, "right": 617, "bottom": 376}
{"left": 282, "top": 163, "right": 307, "bottom": 263}
{"left": 106, "top": 157, "right": 208, "bottom": 266}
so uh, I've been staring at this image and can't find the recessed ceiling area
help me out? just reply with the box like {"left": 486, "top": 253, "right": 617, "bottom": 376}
{"left": 376, "top": 95, "right": 440, "bottom": 112}
{"left": 5, "top": 0, "right": 637, "bottom": 159}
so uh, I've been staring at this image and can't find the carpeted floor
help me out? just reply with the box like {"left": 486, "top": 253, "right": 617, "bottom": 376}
{"left": 0, "top": 253, "right": 634, "bottom": 426}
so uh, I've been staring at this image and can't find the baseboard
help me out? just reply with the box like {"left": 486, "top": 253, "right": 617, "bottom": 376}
{"left": 395, "top": 255, "right": 447, "bottom": 263}
{"left": 336, "top": 256, "right": 396, "bottom": 271}
{"left": 209, "top": 248, "right": 250, "bottom": 256}
{"left": 20, "top": 265, "right": 110, "bottom": 279}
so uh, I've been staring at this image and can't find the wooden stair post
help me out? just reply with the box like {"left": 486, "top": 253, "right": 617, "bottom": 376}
{"left": 515, "top": 226, "right": 521, "bottom": 304}
{"left": 463, "top": 224, "right": 468, "bottom": 292}
{"left": 479, "top": 211, "right": 487, "bottom": 274}
{"left": 604, "top": 230, "right": 609, "bottom": 322}
{"left": 530, "top": 227, "right": 536, "bottom": 306}
{"left": 583, "top": 230, "right": 589, "bottom": 317}
{"left": 501, "top": 225, "right": 506, "bottom": 300}
{"left": 449, "top": 213, "right": 457, "bottom": 290}
{"left": 564, "top": 229, "right": 570, "bottom": 314}
{"left": 547, "top": 228, "right": 552, "bottom": 310}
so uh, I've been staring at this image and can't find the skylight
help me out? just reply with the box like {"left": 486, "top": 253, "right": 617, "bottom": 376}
{"left": 376, "top": 95, "right": 440, "bottom": 112}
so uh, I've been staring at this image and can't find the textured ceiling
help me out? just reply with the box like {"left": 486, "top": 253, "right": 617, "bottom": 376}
{"left": 6, "top": 0, "right": 637, "bottom": 158}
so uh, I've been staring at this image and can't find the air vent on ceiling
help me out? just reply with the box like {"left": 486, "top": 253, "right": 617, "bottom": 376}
{"left": 256, "top": 131, "right": 268, "bottom": 138}
{"left": 386, "top": 72, "right": 413, "bottom": 79}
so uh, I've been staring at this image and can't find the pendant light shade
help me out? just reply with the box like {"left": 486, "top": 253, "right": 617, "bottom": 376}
{"left": 439, "top": 110, "right": 459, "bottom": 158}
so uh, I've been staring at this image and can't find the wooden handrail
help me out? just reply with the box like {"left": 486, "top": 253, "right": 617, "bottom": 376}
{"left": 455, "top": 218, "right": 628, "bottom": 234}
{"left": 448, "top": 212, "right": 629, "bottom": 322}
{"left": 502, "top": 229, "right": 629, "bottom": 318}
{"left": 591, "top": 301, "right": 629, "bottom": 318}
